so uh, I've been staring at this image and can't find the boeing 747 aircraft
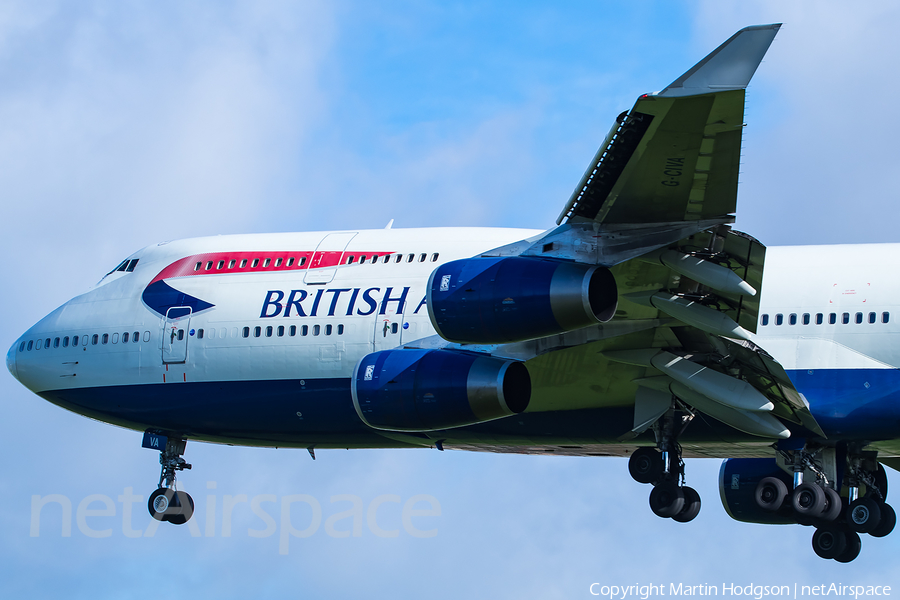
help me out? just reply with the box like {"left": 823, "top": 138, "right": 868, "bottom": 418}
{"left": 8, "top": 24, "right": 896, "bottom": 563}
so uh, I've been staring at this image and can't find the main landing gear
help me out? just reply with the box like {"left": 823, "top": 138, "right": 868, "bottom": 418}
{"left": 628, "top": 408, "right": 701, "bottom": 523}
{"left": 755, "top": 446, "right": 894, "bottom": 563}
{"left": 143, "top": 433, "right": 195, "bottom": 525}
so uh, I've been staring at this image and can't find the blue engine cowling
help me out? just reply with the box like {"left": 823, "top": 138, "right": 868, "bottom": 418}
{"left": 719, "top": 458, "right": 796, "bottom": 525}
{"left": 351, "top": 348, "right": 531, "bottom": 432}
{"left": 426, "top": 256, "right": 617, "bottom": 344}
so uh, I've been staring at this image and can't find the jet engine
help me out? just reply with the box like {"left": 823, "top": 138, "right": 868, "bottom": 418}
{"left": 351, "top": 348, "right": 531, "bottom": 432}
{"left": 719, "top": 458, "right": 796, "bottom": 525}
{"left": 426, "top": 256, "right": 617, "bottom": 344}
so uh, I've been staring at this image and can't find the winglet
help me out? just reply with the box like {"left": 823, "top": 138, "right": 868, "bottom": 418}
{"left": 658, "top": 24, "right": 781, "bottom": 97}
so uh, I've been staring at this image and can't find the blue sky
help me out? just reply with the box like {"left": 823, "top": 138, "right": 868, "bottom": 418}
{"left": 3, "top": 1, "right": 900, "bottom": 597}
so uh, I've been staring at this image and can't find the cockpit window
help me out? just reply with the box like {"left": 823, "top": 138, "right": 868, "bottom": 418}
{"left": 100, "top": 257, "right": 140, "bottom": 283}
{"left": 126, "top": 259, "right": 139, "bottom": 272}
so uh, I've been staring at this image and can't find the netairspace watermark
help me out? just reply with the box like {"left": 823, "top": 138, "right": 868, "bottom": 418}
{"left": 589, "top": 584, "right": 893, "bottom": 600}
{"left": 29, "top": 482, "right": 441, "bottom": 555}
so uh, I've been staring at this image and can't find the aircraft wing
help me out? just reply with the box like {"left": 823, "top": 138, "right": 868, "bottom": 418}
{"left": 557, "top": 24, "right": 781, "bottom": 227}
{"left": 416, "top": 24, "right": 827, "bottom": 450}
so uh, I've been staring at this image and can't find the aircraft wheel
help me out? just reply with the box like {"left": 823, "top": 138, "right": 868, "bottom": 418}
{"left": 792, "top": 483, "right": 827, "bottom": 517}
{"left": 148, "top": 488, "right": 178, "bottom": 521}
{"left": 672, "top": 486, "right": 701, "bottom": 523}
{"left": 649, "top": 481, "right": 684, "bottom": 518}
{"left": 870, "top": 503, "right": 895, "bottom": 538}
{"left": 812, "top": 526, "right": 847, "bottom": 560}
{"left": 755, "top": 477, "right": 788, "bottom": 511}
{"left": 820, "top": 487, "right": 843, "bottom": 522}
{"left": 166, "top": 492, "right": 195, "bottom": 525}
{"left": 847, "top": 497, "right": 882, "bottom": 534}
{"left": 629, "top": 448, "right": 663, "bottom": 484}
{"left": 834, "top": 531, "right": 862, "bottom": 563}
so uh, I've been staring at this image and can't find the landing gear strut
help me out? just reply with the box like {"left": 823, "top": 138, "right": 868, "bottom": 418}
{"left": 628, "top": 406, "right": 701, "bottom": 523}
{"left": 752, "top": 444, "right": 894, "bottom": 563}
{"left": 143, "top": 433, "right": 194, "bottom": 525}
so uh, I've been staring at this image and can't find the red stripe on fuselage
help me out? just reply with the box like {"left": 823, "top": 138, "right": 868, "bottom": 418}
{"left": 149, "top": 251, "right": 393, "bottom": 285}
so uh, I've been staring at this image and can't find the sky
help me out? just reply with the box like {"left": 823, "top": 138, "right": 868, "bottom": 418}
{"left": 2, "top": 0, "right": 900, "bottom": 597}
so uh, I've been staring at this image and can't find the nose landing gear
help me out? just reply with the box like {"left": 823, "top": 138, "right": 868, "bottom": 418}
{"left": 142, "top": 432, "right": 194, "bottom": 525}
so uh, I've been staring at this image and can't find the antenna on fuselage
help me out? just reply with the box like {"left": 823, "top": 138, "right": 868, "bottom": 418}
{"left": 384, "top": 219, "right": 394, "bottom": 229}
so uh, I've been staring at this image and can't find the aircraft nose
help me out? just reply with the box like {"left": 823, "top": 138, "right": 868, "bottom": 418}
{"left": 6, "top": 341, "right": 17, "bottom": 381}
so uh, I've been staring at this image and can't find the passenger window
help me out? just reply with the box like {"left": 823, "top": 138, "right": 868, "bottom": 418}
{"left": 371, "top": 255, "right": 379, "bottom": 264}
{"left": 276, "top": 258, "right": 283, "bottom": 267}
{"left": 63, "top": 336, "right": 69, "bottom": 347}
{"left": 313, "top": 325, "right": 320, "bottom": 336}
{"left": 290, "top": 325, "right": 296, "bottom": 336}
{"left": 18, "top": 341, "right": 25, "bottom": 352}
{"left": 266, "top": 326, "right": 273, "bottom": 337}
{"left": 856, "top": 312, "right": 863, "bottom": 324}
{"left": 197, "top": 329, "right": 203, "bottom": 339}
{"left": 301, "top": 325, "right": 308, "bottom": 336}
{"left": 27, "top": 340, "right": 33, "bottom": 351}
{"left": 802, "top": 313, "right": 810, "bottom": 325}
{"left": 299, "top": 257, "right": 307, "bottom": 266}
{"left": 325, "top": 324, "right": 332, "bottom": 335}
{"left": 264, "top": 258, "right": 271, "bottom": 267}
{"left": 869, "top": 312, "right": 876, "bottom": 324}
{"left": 829, "top": 313, "right": 836, "bottom": 325}
{"left": 407, "top": 254, "right": 414, "bottom": 263}
{"left": 383, "top": 256, "right": 390, "bottom": 264}
{"left": 229, "top": 260, "right": 236, "bottom": 269}
{"left": 242, "top": 327, "right": 250, "bottom": 338}
{"left": 775, "top": 314, "right": 783, "bottom": 326}
{"left": 217, "top": 261, "right": 224, "bottom": 270}
{"left": 35, "top": 339, "right": 41, "bottom": 350}
{"left": 761, "top": 314, "right": 769, "bottom": 326}
{"left": 347, "top": 256, "right": 355, "bottom": 264}
{"left": 883, "top": 312, "right": 890, "bottom": 324}
{"left": 431, "top": 253, "right": 439, "bottom": 262}
{"left": 337, "top": 324, "right": 344, "bottom": 335}
{"left": 207, "top": 329, "right": 214, "bottom": 339}
{"left": 395, "top": 255, "right": 402, "bottom": 263}
{"left": 194, "top": 262, "right": 202, "bottom": 271}
{"left": 134, "top": 332, "right": 140, "bottom": 343}
{"left": 816, "top": 313, "right": 823, "bottom": 325}
{"left": 360, "top": 255, "right": 367, "bottom": 263}
{"left": 45, "top": 338, "right": 51, "bottom": 348}
{"left": 254, "top": 326, "right": 261, "bottom": 337}
{"left": 391, "top": 323, "right": 399, "bottom": 334}
{"left": 74, "top": 335, "right": 81, "bottom": 347}
{"left": 123, "top": 332, "right": 129, "bottom": 343}
{"left": 240, "top": 259, "right": 248, "bottom": 268}
{"left": 206, "top": 261, "right": 213, "bottom": 270}
{"left": 789, "top": 314, "right": 797, "bottom": 325}
{"left": 277, "top": 325, "right": 284, "bottom": 337}
{"left": 842, "top": 313, "right": 850, "bottom": 324}
{"left": 54, "top": 337, "right": 60, "bottom": 348}
{"left": 419, "top": 253, "right": 426, "bottom": 262}
{"left": 288, "top": 257, "right": 295, "bottom": 267}
{"left": 112, "top": 333, "right": 119, "bottom": 344}
{"left": 252, "top": 259, "right": 259, "bottom": 268}
{"left": 177, "top": 330, "right": 184, "bottom": 341}
{"left": 92, "top": 334, "right": 98, "bottom": 345}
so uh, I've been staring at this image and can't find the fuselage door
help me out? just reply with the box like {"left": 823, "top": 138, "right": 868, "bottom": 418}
{"left": 304, "top": 232, "right": 358, "bottom": 285}
{"left": 373, "top": 295, "right": 405, "bottom": 352}
{"left": 163, "top": 306, "right": 192, "bottom": 364}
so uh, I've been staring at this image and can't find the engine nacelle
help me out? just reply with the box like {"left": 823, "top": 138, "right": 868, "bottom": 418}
{"left": 426, "top": 256, "right": 617, "bottom": 344}
{"left": 351, "top": 349, "right": 531, "bottom": 432}
{"left": 719, "top": 458, "right": 796, "bottom": 525}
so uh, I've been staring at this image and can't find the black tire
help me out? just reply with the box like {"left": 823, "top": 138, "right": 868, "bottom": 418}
{"left": 755, "top": 477, "right": 788, "bottom": 511}
{"left": 835, "top": 531, "right": 862, "bottom": 563}
{"left": 847, "top": 497, "right": 882, "bottom": 534}
{"left": 672, "top": 486, "right": 701, "bottom": 523}
{"left": 820, "top": 487, "right": 843, "bottom": 522}
{"left": 792, "top": 483, "right": 827, "bottom": 517}
{"left": 166, "top": 492, "right": 195, "bottom": 526}
{"left": 870, "top": 503, "right": 896, "bottom": 538}
{"left": 812, "top": 526, "right": 847, "bottom": 560}
{"left": 148, "top": 488, "right": 178, "bottom": 521}
{"left": 649, "top": 481, "right": 685, "bottom": 518}
{"left": 629, "top": 448, "right": 663, "bottom": 485}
